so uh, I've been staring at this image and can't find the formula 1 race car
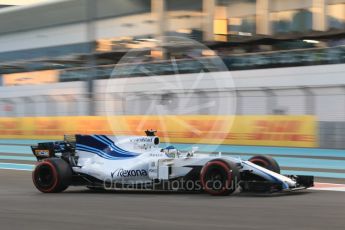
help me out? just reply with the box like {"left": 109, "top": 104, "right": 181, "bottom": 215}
{"left": 31, "top": 131, "right": 314, "bottom": 195}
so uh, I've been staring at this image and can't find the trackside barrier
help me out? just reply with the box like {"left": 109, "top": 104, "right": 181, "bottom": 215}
{"left": 0, "top": 115, "right": 317, "bottom": 148}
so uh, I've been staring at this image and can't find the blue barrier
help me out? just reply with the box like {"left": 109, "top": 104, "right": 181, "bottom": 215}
{"left": 0, "top": 163, "right": 34, "bottom": 171}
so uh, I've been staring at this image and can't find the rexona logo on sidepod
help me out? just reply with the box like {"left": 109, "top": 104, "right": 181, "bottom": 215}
{"left": 111, "top": 169, "right": 148, "bottom": 178}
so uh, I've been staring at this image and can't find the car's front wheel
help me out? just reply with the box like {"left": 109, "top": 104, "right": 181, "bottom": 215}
{"left": 248, "top": 155, "right": 280, "bottom": 174}
{"left": 200, "top": 160, "right": 240, "bottom": 196}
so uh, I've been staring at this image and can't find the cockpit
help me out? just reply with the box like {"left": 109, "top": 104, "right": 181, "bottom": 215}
{"left": 161, "top": 145, "right": 180, "bottom": 158}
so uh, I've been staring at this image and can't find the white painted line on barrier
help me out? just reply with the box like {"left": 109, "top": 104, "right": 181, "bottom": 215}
{"left": 309, "top": 182, "right": 345, "bottom": 192}
{"left": 0, "top": 167, "right": 33, "bottom": 171}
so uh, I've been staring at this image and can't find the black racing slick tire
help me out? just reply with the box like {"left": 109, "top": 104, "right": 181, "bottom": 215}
{"left": 32, "top": 158, "right": 72, "bottom": 193}
{"left": 200, "top": 160, "right": 240, "bottom": 196}
{"left": 248, "top": 155, "right": 280, "bottom": 174}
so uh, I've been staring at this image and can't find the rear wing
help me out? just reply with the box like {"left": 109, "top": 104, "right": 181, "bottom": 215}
{"left": 31, "top": 135, "right": 76, "bottom": 161}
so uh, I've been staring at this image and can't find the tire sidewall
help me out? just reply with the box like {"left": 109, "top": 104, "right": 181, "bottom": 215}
{"left": 32, "top": 158, "right": 72, "bottom": 193}
{"left": 33, "top": 161, "right": 60, "bottom": 193}
{"left": 200, "top": 160, "right": 239, "bottom": 196}
{"left": 248, "top": 155, "right": 280, "bottom": 174}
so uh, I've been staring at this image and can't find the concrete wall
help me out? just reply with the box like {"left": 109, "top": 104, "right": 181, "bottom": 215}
{"left": 1, "top": 64, "right": 345, "bottom": 148}
{"left": 319, "top": 121, "right": 345, "bottom": 149}
{"left": 1, "top": 64, "right": 345, "bottom": 118}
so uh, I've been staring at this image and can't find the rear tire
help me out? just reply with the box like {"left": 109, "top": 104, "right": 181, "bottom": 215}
{"left": 32, "top": 158, "right": 72, "bottom": 193}
{"left": 200, "top": 160, "right": 240, "bottom": 196}
{"left": 248, "top": 155, "right": 280, "bottom": 174}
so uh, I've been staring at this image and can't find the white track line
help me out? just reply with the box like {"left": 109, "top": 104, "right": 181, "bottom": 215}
{"left": 309, "top": 182, "right": 345, "bottom": 192}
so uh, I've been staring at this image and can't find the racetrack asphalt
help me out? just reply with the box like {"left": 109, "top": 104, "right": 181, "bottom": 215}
{"left": 0, "top": 169, "right": 344, "bottom": 230}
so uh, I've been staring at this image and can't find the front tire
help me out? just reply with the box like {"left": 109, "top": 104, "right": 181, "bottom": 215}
{"left": 248, "top": 155, "right": 280, "bottom": 174}
{"left": 32, "top": 158, "right": 72, "bottom": 193}
{"left": 200, "top": 160, "right": 240, "bottom": 196}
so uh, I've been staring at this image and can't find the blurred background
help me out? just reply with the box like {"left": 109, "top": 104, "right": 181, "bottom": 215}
{"left": 0, "top": 0, "right": 344, "bottom": 149}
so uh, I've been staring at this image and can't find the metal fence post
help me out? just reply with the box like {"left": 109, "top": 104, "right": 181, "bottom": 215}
{"left": 263, "top": 88, "right": 276, "bottom": 114}
{"left": 46, "top": 95, "right": 56, "bottom": 116}
{"left": 236, "top": 90, "right": 243, "bottom": 115}
{"left": 65, "top": 94, "right": 76, "bottom": 116}
{"left": 86, "top": 0, "right": 97, "bottom": 116}
{"left": 25, "top": 97, "right": 36, "bottom": 117}
{"left": 301, "top": 87, "right": 315, "bottom": 115}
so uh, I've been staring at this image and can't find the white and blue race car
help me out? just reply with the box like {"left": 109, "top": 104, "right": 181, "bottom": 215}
{"left": 31, "top": 130, "right": 314, "bottom": 195}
